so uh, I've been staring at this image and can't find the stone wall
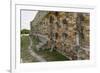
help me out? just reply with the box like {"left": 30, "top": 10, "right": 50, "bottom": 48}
{"left": 31, "top": 11, "right": 90, "bottom": 60}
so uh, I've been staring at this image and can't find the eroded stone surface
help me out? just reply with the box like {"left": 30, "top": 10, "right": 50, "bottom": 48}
{"left": 31, "top": 11, "right": 90, "bottom": 60}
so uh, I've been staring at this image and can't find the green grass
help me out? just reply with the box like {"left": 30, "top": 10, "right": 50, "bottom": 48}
{"left": 21, "top": 36, "right": 30, "bottom": 49}
{"left": 31, "top": 36, "right": 40, "bottom": 48}
{"left": 21, "top": 36, "right": 39, "bottom": 62}
{"left": 21, "top": 35, "right": 69, "bottom": 63}
{"left": 33, "top": 49, "right": 69, "bottom": 61}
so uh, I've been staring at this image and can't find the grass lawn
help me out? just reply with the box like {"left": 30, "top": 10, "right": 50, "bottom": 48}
{"left": 21, "top": 35, "right": 39, "bottom": 63}
{"left": 33, "top": 49, "right": 69, "bottom": 61}
{"left": 21, "top": 35, "right": 69, "bottom": 63}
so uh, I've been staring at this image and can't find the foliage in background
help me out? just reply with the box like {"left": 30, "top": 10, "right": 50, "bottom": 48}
{"left": 21, "top": 29, "right": 30, "bottom": 34}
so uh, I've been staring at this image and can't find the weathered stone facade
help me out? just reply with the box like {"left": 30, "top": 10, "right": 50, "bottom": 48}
{"left": 30, "top": 11, "right": 90, "bottom": 60}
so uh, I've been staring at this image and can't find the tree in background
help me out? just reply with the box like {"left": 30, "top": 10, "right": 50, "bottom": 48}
{"left": 21, "top": 29, "right": 30, "bottom": 34}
